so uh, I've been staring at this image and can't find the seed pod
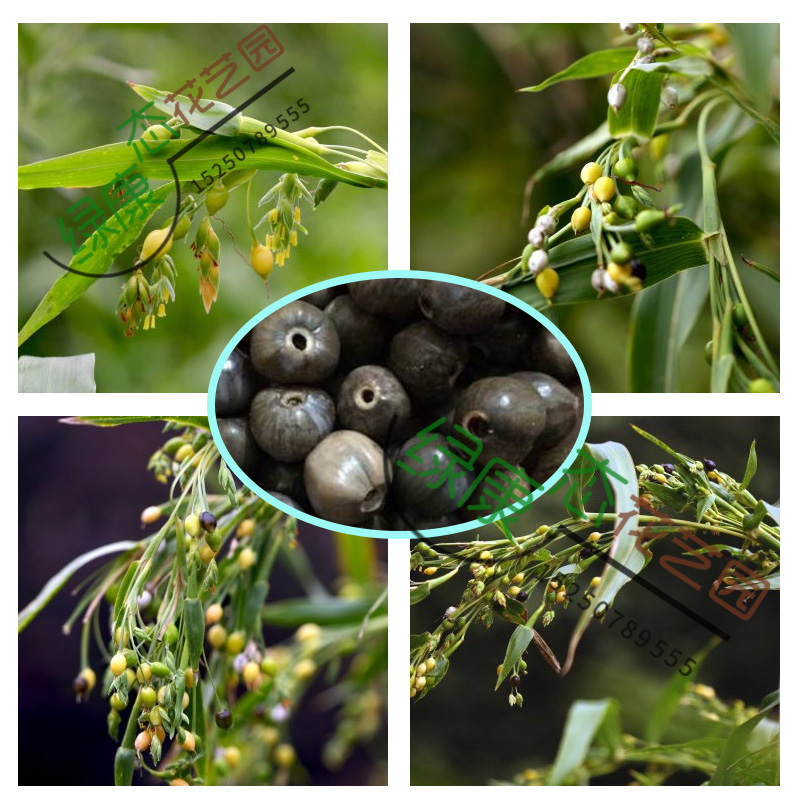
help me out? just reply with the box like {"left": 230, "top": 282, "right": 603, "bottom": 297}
{"left": 150, "top": 661, "right": 172, "bottom": 679}
{"left": 418, "top": 282, "right": 505, "bottom": 336}
{"left": 580, "top": 162, "right": 603, "bottom": 184}
{"left": 184, "top": 597, "right": 205, "bottom": 666}
{"left": 250, "top": 242, "right": 274, "bottom": 279}
{"left": 337, "top": 364, "right": 412, "bottom": 442}
{"left": 607, "top": 83, "right": 627, "bottom": 113}
{"left": 251, "top": 386, "right": 335, "bottom": 463}
{"left": 140, "top": 228, "right": 173, "bottom": 263}
{"left": 251, "top": 301, "right": 340, "bottom": 384}
{"left": 593, "top": 176, "right": 616, "bottom": 203}
{"left": 304, "top": 431, "right": 389, "bottom": 524}
{"left": 114, "top": 747, "right": 136, "bottom": 786}
{"left": 535, "top": 267, "right": 559, "bottom": 300}
{"left": 172, "top": 215, "right": 192, "bottom": 240}
{"left": 206, "top": 180, "right": 229, "bottom": 216}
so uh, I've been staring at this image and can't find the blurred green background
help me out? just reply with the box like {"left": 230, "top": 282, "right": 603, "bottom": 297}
{"left": 19, "top": 23, "right": 388, "bottom": 392}
{"left": 410, "top": 24, "right": 779, "bottom": 392}
{"left": 410, "top": 416, "right": 779, "bottom": 785}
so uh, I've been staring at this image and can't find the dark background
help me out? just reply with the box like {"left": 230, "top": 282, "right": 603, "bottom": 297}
{"left": 410, "top": 23, "right": 779, "bottom": 391}
{"left": 18, "top": 417, "right": 387, "bottom": 785}
{"left": 410, "top": 416, "right": 779, "bottom": 785}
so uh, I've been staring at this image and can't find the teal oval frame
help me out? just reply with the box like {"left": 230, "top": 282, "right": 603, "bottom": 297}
{"left": 208, "top": 270, "right": 592, "bottom": 539}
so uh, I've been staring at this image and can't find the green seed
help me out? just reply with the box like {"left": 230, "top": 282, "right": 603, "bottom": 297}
{"left": 748, "top": 378, "right": 775, "bottom": 393}
{"left": 612, "top": 157, "right": 637, "bottom": 180}
{"left": 634, "top": 209, "right": 666, "bottom": 232}
{"left": 610, "top": 242, "right": 633, "bottom": 264}
{"left": 614, "top": 195, "right": 639, "bottom": 220}
{"left": 150, "top": 661, "right": 172, "bottom": 679}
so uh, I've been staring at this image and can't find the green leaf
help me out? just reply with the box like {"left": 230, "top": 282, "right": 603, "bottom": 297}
{"left": 696, "top": 494, "right": 716, "bottom": 523}
{"left": 18, "top": 136, "right": 386, "bottom": 191}
{"left": 508, "top": 217, "right": 707, "bottom": 311}
{"left": 495, "top": 625, "right": 534, "bottom": 690}
{"left": 19, "top": 541, "right": 142, "bottom": 633}
{"left": 18, "top": 354, "right": 96, "bottom": 392}
{"left": 334, "top": 535, "right": 376, "bottom": 585}
{"left": 645, "top": 636, "right": 723, "bottom": 743}
{"left": 710, "top": 690, "right": 779, "bottom": 785}
{"left": 262, "top": 596, "right": 382, "bottom": 626}
{"left": 607, "top": 68, "right": 665, "bottom": 141}
{"left": 632, "top": 57, "right": 713, "bottom": 79}
{"left": 547, "top": 698, "right": 621, "bottom": 785}
{"left": 627, "top": 266, "right": 709, "bottom": 391}
{"left": 563, "top": 442, "right": 644, "bottom": 675}
{"left": 18, "top": 182, "right": 174, "bottom": 346}
{"left": 520, "top": 49, "right": 637, "bottom": 92}
{"left": 62, "top": 415, "right": 210, "bottom": 430}
{"left": 726, "top": 24, "right": 779, "bottom": 113}
{"left": 740, "top": 440, "right": 758, "bottom": 492}
{"left": 410, "top": 582, "right": 431, "bottom": 606}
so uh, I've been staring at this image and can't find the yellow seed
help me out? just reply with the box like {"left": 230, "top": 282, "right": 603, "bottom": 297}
{"left": 140, "top": 228, "right": 173, "bottom": 263}
{"left": 207, "top": 624, "right": 228, "bottom": 649}
{"left": 296, "top": 623, "right": 322, "bottom": 643}
{"left": 136, "top": 663, "right": 152, "bottom": 684}
{"left": 593, "top": 176, "right": 616, "bottom": 203}
{"left": 708, "top": 470, "right": 721, "bottom": 482}
{"left": 425, "top": 657, "right": 436, "bottom": 672}
{"left": 140, "top": 506, "right": 162, "bottom": 525}
{"left": 182, "top": 692, "right": 190, "bottom": 709}
{"left": 479, "top": 550, "right": 493, "bottom": 561}
{"left": 260, "top": 727, "right": 280, "bottom": 747}
{"left": 410, "top": 688, "right": 417, "bottom": 698}
{"left": 293, "top": 659, "right": 316, "bottom": 680}
{"left": 590, "top": 576, "right": 602, "bottom": 588}
{"left": 588, "top": 532, "right": 601, "bottom": 543}
{"left": 184, "top": 513, "right": 201, "bottom": 537}
{"left": 243, "top": 661, "right": 261, "bottom": 685}
{"left": 157, "top": 685, "right": 167, "bottom": 705}
{"left": 110, "top": 653, "right": 127, "bottom": 677}
{"left": 226, "top": 631, "right": 246, "bottom": 655}
{"left": 496, "top": 664, "right": 503, "bottom": 676}
{"left": 512, "top": 573, "right": 525, "bottom": 585}
{"left": 114, "top": 628, "right": 130, "bottom": 648}
{"left": 416, "top": 663, "right": 427, "bottom": 677}
{"left": 237, "top": 519, "right": 256, "bottom": 538}
{"left": 135, "top": 729, "right": 152, "bottom": 752}
{"left": 536, "top": 525, "right": 549, "bottom": 535}
{"left": 181, "top": 731, "right": 196, "bottom": 752}
{"left": 580, "top": 162, "right": 603, "bottom": 184}
{"left": 250, "top": 242, "right": 274, "bottom": 280}
{"left": 80, "top": 667, "right": 97, "bottom": 692}
{"left": 423, "top": 566, "right": 437, "bottom": 575}
{"left": 205, "top": 603, "right": 223, "bottom": 625}
{"left": 238, "top": 546, "right": 256, "bottom": 570}
{"left": 507, "top": 586, "right": 521, "bottom": 597}
{"left": 199, "top": 544, "right": 215, "bottom": 563}
{"left": 415, "top": 676, "right": 426, "bottom": 690}
{"left": 606, "top": 261, "right": 632, "bottom": 285}
{"left": 224, "top": 746, "right": 241, "bottom": 768}
{"left": 549, "top": 580, "right": 559, "bottom": 590}
{"left": 535, "top": 267, "right": 560, "bottom": 300}
{"left": 655, "top": 473, "right": 668, "bottom": 484}
{"left": 185, "top": 667, "right": 196, "bottom": 689}
{"left": 556, "top": 591, "right": 567, "bottom": 604}
{"left": 273, "top": 743, "right": 296, "bottom": 769}
{"left": 125, "top": 668, "right": 137, "bottom": 687}
{"left": 571, "top": 206, "right": 592, "bottom": 233}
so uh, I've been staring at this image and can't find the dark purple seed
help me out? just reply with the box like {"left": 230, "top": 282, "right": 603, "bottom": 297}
{"left": 662, "top": 463, "right": 675, "bottom": 474}
{"left": 702, "top": 458, "right": 717, "bottom": 472}
{"left": 199, "top": 511, "right": 217, "bottom": 533}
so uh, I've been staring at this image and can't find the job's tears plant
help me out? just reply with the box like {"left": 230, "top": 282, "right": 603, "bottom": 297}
{"left": 410, "top": 427, "right": 779, "bottom": 705}
{"left": 483, "top": 24, "right": 778, "bottom": 392}
{"left": 18, "top": 81, "right": 388, "bottom": 343}
{"left": 19, "top": 416, "right": 387, "bottom": 786}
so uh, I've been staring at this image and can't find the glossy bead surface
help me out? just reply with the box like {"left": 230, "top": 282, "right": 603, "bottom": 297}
{"left": 250, "top": 300, "right": 340, "bottom": 384}
{"left": 418, "top": 282, "right": 505, "bottom": 335}
{"left": 218, "top": 417, "right": 260, "bottom": 472}
{"left": 454, "top": 377, "right": 546, "bottom": 465}
{"left": 337, "top": 365, "right": 411, "bottom": 443}
{"left": 388, "top": 321, "right": 468, "bottom": 402}
{"left": 304, "top": 431, "right": 390, "bottom": 524}
{"left": 216, "top": 349, "right": 260, "bottom": 417}
{"left": 349, "top": 278, "right": 422, "bottom": 319}
{"left": 251, "top": 387, "right": 335, "bottom": 463}
{"left": 526, "top": 328, "right": 579, "bottom": 387}
{"left": 509, "top": 372, "right": 579, "bottom": 448}
{"left": 324, "top": 294, "right": 388, "bottom": 369}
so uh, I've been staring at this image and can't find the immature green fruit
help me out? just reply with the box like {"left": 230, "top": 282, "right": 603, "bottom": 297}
{"left": 207, "top": 624, "right": 228, "bottom": 649}
{"left": 535, "top": 267, "right": 560, "bottom": 301}
{"left": 732, "top": 303, "right": 749, "bottom": 329}
{"left": 185, "top": 513, "right": 201, "bottom": 537}
{"left": 571, "top": 206, "right": 591, "bottom": 233}
{"left": 164, "top": 623, "right": 179, "bottom": 646}
{"left": 580, "top": 162, "right": 603, "bottom": 184}
{"left": 614, "top": 195, "right": 639, "bottom": 220}
{"left": 748, "top": 378, "right": 775, "bottom": 393}
{"left": 612, "top": 157, "right": 637, "bottom": 180}
{"left": 110, "top": 692, "right": 127, "bottom": 711}
{"left": 609, "top": 242, "right": 633, "bottom": 264}
{"left": 250, "top": 242, "right": 274, "bottom": 279}
{"left": 274, "top": 743, "right": 296, "bottom": 769}
{"left": 593, "top": 176, "right": 616, "bottom": 203}
{"left": 140, "top": 228, "right": 173, "bottom": 263}
{"left": 226, "top": 631, "right": 246, "bottom": 655}
{"left": 206, "top": 180, "right": 229, "bottom": 216}
{"left": 634, "top": 209, "right": 666, "bottom": 232}
{"left": 205, "top": 530, "right": 222, "bottom": 552}
{"left": 110, "top": 653, "right": 127, "bottom": 677}
{"left": 150, "top": 661, "right": 172, "bottom": 679}
{"left": 172, "top": 215, "right": 192, "bottom": 240}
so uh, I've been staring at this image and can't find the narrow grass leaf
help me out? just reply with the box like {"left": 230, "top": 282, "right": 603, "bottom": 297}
{"left": 520, "top": 49, "right": 637, "bottom": 92}
{"left": 19, "top": 541, "right": 141, "bottom": 633}
{"left": 607, "top": 68, "right": 665, "bottom": 141}
{"left": 632, "top": 57, "right": 713, "bottom": 78}
{"left": 18, "top": 182, "right": 174, "bottom": 346}
{"left": 410, "top": 582, "right": 431, "bottom": 606}
{"left": 645, "top": 636, "right": 723, "bottom": 743}
{"left": 495, "top": 625, "right": 534, "bottom": 690}
{"left": 562, "top": 442, "right": 644, "bottom": 675}
{"left": 627, "top": 266, "right": 709, "bottom": 391}
{"left": 696, "top": 494, "right": 715, "bottom": 522}
{"left": 18, "top": 354, "right": 96, "bottom": 392}
{"left": 710, "top": 690, "right": 779, "bottom": 785}
{"left": 547, "top": 698, "right": 621, "bottom": 785}
{"left": 726, "top": 24, "right": 779, "bottom": 112}
{"left": 261, "top": 596, "right": 380, "bottom": 626}
{"left": 740, "top": 440, "right": 758, "bottom": 492}
{"left": 527, "top": 122, "right": 611, "bottom": 189}
{"left": 334, "top": 534, "right": 376, "bottom": 585}
{"left": 507, "top": 217, "right": 706, "bottom": 310}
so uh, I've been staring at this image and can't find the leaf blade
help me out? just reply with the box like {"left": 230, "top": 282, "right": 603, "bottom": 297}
{"left": 18, "top": 354, "right": 96, "bottom": 392}
{"left": 520, "top": 49, "right": 637, "bottom": 92}
{"left": 607, "top": 68, "right": 665, "bottom": 141}
{"left": 495, "top": 625, "right": 534, "bottom": 690}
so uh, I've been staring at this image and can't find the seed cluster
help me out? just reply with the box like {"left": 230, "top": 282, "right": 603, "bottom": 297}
{"left": 215, "top": 278, "right": 583, "bottom": 529}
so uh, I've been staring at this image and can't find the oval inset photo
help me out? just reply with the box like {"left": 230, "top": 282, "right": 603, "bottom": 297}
{"left": 208, "top": 271, "right": 591, "bottom": 538}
